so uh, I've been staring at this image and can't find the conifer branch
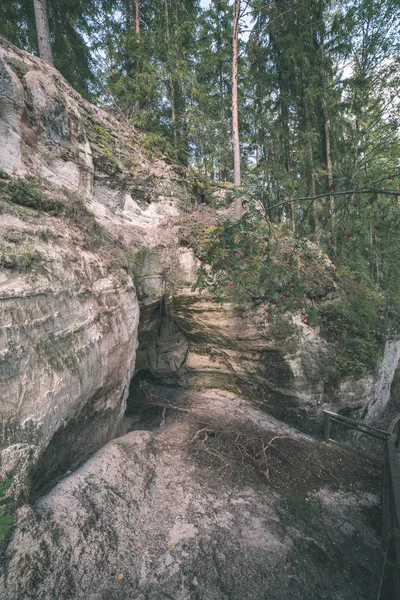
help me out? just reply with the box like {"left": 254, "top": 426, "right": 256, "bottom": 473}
{"left": 266, "top": 188, "right": 400, "bottom": 212}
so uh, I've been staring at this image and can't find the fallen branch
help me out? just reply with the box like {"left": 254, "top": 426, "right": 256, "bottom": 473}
{"left": 189, "top": 428, "right": 215, "bottom": 444}
{"left": 160, "top": 406, "right": 167, "bottom": 427}
{"left": 256, "top": 435, "right": 299, "bottom": 459}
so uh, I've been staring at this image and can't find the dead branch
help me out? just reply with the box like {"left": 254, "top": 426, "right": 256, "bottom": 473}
{"left": 256, "top": 435, "right": 298, "bottom": 458}
{"left": 151, "top": 400, "right": 191, "bottom": 413}
{"left": 267, "top": 187, "right": 400, "bottom": 213}
{"left": 160, "top": 406, "right": 167, "bottom": 427}
{"left": 189, "top": 428, "right": 215, "bottom": 444}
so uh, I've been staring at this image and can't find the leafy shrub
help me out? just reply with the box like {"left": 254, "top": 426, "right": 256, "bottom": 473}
{"left": 319, "top": 286, "right": 385, "bottom": 376}
{"left": 140, "top": 132, "right": 175, "bottom": 161}
{"left": 191, "top": 204, "right": 329, "bottom": 316}
{"left": 0, "top": 168, "right": 11, "bottom": 181}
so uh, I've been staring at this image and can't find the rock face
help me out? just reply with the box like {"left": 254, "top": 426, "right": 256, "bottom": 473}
{"left": 0, "top": 37, "right": 193, "bottom": 494}
{"left": 1, "top": 36, "right": 395, "bottom": 496}
{"left": 131, "top": 243, "right": 394, "bottom": 432}
{"left": 0, "top": 392, "right": 382, "bottom": 600}
{"left": 365, "top": 339, "right": 400, "bottom": 422}
{"left": 0, "top": 37, "right": 389, "bottom": 600}
{"left": 0, "top": 196, "right": 140, "bottom": 492}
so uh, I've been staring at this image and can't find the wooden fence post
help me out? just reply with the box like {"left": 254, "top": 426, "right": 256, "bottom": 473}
{"left": 323, "top": 411, "right": 331, "bottom": 443}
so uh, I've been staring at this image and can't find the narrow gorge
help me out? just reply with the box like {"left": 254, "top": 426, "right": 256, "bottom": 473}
{"left": 0, "top": 38, "right": 397, "bottom": 600}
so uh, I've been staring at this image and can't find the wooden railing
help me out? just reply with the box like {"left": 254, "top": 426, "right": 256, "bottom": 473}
{"left": 379, "top": 435, "right": 400, "bottom": 599}
{"left": 323, "top": 409, "right": 390, "bottom": 444}
{"left": 322, "top": 410, "right": 400, "bottom": 599}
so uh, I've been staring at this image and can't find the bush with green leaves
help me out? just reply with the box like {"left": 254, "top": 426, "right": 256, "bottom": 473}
{"left": 139, "top": 132, "right": 176, "bottom": 161}
{"left": 0, "top": 245, "right": 42, "bottom": 271}
{"left": 319, "top": 278, "right": 385, "bottom": 377}
{"left": 191, "top": 202, "right": 386, "bottom": 376}
{"left": 191, "top": 204, "right": 334, "bottom": 326}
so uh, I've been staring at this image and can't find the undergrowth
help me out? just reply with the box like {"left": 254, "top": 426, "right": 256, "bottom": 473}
{"left": 0, "top": 245, "right": 41, "bottom": 270}
{"left": 0, "top": 171, "right": 61, "bottom": 214}
{"left": 138, "top": 381, "right": 381, "bottom": 497}
{"left": 319, "top": 270, "right": 385, "bottom": 377}
{"left": 186, "top": 201, "right": 387, "bottom": 376}
{"left": 0, "top": 478, "right": 14, "bottom": 542}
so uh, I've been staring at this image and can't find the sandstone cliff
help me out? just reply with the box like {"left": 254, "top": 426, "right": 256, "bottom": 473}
{"left": 0, "top": 36, "right": 398, "bottom": 494}
{"left": 0, "top": 37, "right": 391, "bottom": 600}
{"left": 0, "top": 36, "right": 194, "bottom": 494}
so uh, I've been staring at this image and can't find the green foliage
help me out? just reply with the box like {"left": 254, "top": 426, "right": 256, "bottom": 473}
{"left": 4, "top": 231, "right": 23, "bottom": 244}
{"left": 0, "top": 478, "right": 14, "bottom": 542}
{"left": 0, "top": 168, "right": 11, "bottom": 181}
{"left": 139, "top": 132, "right": 176, "bottom": 161}
{"left": 0, "top": 245, "right": 42, "bottom": 270}
{"left": 39, "top": 229, "right": 60, "bottom": 243}
{"left": 191, "top": 203, "right": 331, "bottom": 317}
{"left": 93, "top": 123, "right": 113, "bottom": 150}
{"left": 4, "top": 56, "right": 30, "bottom": 80}
{"left": 0, "top": 0, "right": 96, "bottom": 97}
{"left": 319, "top": 278, "right": 385, "bottom": 376}
{"left": 88, "top": 123, "right": 122, "bottom": 174}
{"left": 2, "top": 177, "right": 61, "bottom": 214}
{"left": 126, "top": 247, "right": 155, "bottom": 279}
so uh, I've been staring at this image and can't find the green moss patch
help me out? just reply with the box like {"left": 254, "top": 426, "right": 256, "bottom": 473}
{"left": 0, "top": 173, "right": 61, "bottom": 214}
{"left": 0, "top": 244, "right": 42, "bottom": 270}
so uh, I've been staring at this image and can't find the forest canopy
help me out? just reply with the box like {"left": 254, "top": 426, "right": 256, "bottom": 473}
{"left": 1, "top": 0, "right": 400, "bottom": 355}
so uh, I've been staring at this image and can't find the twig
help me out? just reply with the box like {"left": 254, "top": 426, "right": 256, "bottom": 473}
{"left": 189, "top": 428, "right": 214, "bottom": 444}
{"left": 266, "top": 187, "right": 400, "bottom": 213}
{"left": 256, "top": 435, "right": 298, "bottom": 458}
{"left": 160, "top": 406, "right": 166, "bottom": 427}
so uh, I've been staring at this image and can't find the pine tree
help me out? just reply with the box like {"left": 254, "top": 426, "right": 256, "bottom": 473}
{"left": 232, "top": 0, "right": 242, "bottom": 217}
{"left": 33, "top": 0, "right": 53, "bottom": 64}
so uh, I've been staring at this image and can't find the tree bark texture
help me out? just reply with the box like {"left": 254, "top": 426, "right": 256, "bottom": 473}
{"left": 323, "top": 81, "right": 335, "bottom": 244}
{"left": 164, "top": 0, "right": 177, "bottom": 156}
{"left": 134, "top": 0, "right": 140, "bottom": 43}
{"left": 33, "top": 0, "right": 53, "bottom": 65}
{"left": 304, "top": 99, "right": 319, "bottom": 242}
{"left": 232, "top": 0, "right": 242, "bottom": 218}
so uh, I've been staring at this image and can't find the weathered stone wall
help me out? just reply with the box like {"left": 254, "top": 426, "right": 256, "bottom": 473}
{"left": 0, "top": 38, "right": 192, "bottom": 493}
{"left": 0, "top": 36, "right": 395, "bottom": 498}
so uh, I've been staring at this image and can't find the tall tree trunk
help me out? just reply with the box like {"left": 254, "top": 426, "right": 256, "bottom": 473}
{"left": 311, "top": 172, "right": 319, "bottom": 242}
{"left": 304, "top": 99, "right": 319, "bottom": 242}
{"left": 319, "top": 17, "right": 335, "bottom": 248}
{"left": 169, "top": 75, "right": 177, "bottom": 156}
{"left": 33, "top": 0, "right": 53, "bottom": 65}
{"left": 134, "top": 0, "right": 140, "bottom": 43}
{"left": 164, "top": 0, "right": 177, "bottom": 157}
{"left": 232, "top": 0, "right": 242, "bottom": 218}
{"left": 323, "top": 83, "right": 335, "bottom": 242}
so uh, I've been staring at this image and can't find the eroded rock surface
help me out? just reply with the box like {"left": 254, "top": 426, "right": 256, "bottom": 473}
{"left": 0, "top": 204, "right": 139, "bottom": 492}
{"left": 0, "top": 393, "right": 382, "bottom": 600}
{"left": 0, "top": 37, "right": 192, "bottom": 491}
{"left": 0, "top": 36, "right": 395, "bottom": 474}
{"left": 0, "top": 39, "right": 389, "bottom": 600}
